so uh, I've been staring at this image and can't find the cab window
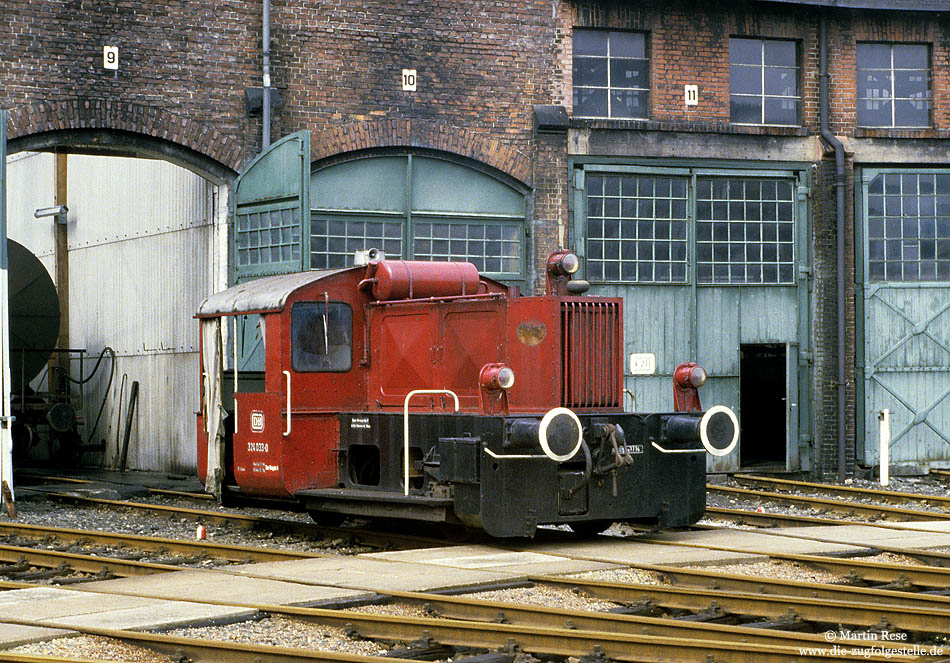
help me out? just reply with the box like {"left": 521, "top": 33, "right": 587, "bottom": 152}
{"left": 291, "top": 301, "right": 353, "bottom": 372}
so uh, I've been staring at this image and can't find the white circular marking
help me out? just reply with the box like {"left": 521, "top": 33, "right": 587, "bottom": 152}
{"left": 700, "top": 405, "right": 739, "bottom": 457}
{"left": 538, "top": 407, "right": 583, "bottom": 462}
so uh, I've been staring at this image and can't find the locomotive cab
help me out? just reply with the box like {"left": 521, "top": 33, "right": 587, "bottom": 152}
{"left": 196, "top": 251, "right": 737, "bottom": 537}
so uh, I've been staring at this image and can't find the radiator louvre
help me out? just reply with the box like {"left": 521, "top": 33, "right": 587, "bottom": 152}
{"left": 561, "top": 300, "right": 621, "bottom": 408}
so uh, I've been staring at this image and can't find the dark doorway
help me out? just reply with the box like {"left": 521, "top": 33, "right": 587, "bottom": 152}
{"left": 740, "top": 344, "right": 786, "bottom": 468}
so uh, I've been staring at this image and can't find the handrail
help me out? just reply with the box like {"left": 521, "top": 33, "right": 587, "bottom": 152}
{"left": 403, "top": 389, "right": 460, "bottom": 496}
{"left": 650, "top": 441, "right": 703, "bottom": 455}
{"left": 283, "top": 370, "right": 292, "bottom": 437}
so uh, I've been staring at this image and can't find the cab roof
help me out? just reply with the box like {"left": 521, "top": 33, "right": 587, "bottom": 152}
{"left": 196, "top": 268, "right": 350, "bottom": 317}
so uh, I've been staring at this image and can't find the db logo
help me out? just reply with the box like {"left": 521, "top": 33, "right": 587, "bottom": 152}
{"left": 250, "top": 410, "right": 265, "bottom": 433}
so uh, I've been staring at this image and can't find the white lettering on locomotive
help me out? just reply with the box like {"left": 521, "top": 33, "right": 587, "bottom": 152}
{"left": 247, "top": 441, "right": 269, "bottom": 453}
{"left": 351, "top": 417, "right": 371, "bottom": 430}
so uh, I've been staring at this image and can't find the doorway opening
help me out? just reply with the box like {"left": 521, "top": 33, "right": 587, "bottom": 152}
{"left": 739, "top": 343, "right": 786, "bottom": 468}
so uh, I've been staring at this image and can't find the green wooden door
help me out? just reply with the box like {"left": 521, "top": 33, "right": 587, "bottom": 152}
{"left": 232, "top": 131, "right": 310, "bottom": 283}
{"left": 858, "top": 169, "right": 950, "bottom": 467}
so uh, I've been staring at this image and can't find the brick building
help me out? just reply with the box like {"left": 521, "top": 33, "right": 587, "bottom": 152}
{"left": 2, "top": 0, "right": 948, "bottom": 477}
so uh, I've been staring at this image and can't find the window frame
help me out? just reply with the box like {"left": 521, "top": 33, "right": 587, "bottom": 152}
{"left": 572, "top": 28, "right": 650, "bottom": 120}
{"left": 856, "top": 42, "right": 932, "bottom": 129}
{"left": 309, "top": 153, "right": 527, "bottom": 284}
{"left": 858, "top": 168, "right": 950, "bottom": 284}
{"left": 290, "top": 301, "right": 354, "bottom": 373}
{"left": 572, "top": 162, "right": 808, "bottom": 288}
{"left": 729, "top": 37, "right": 801, "bottom": 127}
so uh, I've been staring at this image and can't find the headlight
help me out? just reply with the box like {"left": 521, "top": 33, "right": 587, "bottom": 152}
{"left": 479, "top": 363, "right": 516, "bottom": 391}
{"left": 689, "top": 365, "right": 707, "bottom": 388}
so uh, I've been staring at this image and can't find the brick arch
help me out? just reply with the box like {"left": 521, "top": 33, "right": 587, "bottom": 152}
{"left": 312, "top": 118, "right": 532, "bottom": 186}
{"left": 5, "top": 99, "right": 242, "bottom": 181}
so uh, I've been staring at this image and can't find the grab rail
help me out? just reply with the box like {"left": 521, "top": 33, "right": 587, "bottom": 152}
{"left": 403, "top": 389, "right": 459, "bottom": 496}
{"left": 283, "top": 370, "right": 292, "bottom": 437}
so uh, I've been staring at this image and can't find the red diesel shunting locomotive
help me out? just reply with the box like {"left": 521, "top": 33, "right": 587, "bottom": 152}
{"left": 196, "top": 250, "right": 738, "bottom": 537}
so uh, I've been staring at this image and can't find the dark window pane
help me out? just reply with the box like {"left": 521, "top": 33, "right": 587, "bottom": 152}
{"left": 764, "top": 97, "right": 799, "bottom": 125}
{"left": 574, "top": 29, "right": 607, "bottom": 56}
{"left": 894, "top": 99, "right": 930, "bottom": 127}
{"left": 573, "top": 57, "right": 608, "bottom": 86}
{"left": 764, "top": 67, "right": 798, "bottom": 96}
{"left": 574, "top": 88, "right": 608, "bottom": 117}
{"left": 609, "top": 31, "right": 645, "bottom": 58}
{"left": 731, "top": 96, "right": 761, "bottom": 123}
{"left": 893, "top": 70, "right": 930, "bottom": 98}
{"left": 858, "top": 99, "right": 892, "bottom": 127}
{"left": 893, "top": 44, "right": 927, "bottom": 69}
{"left": 612, "top": 90, "right": 648, "bottom": 118}
{"left": 731, "top": 65, "right": 762, "bottom": 94}
{"left": 764, "top": 40, "right": 796, "bottom": 66}
{"left": 610, "top": 59, "right": 648, "bottom": 89}
{"left": 730, "top": 38, "right": 761, "bottom": 65}
{"left": 857, "top": 43, "right": 892, "bottom": 69}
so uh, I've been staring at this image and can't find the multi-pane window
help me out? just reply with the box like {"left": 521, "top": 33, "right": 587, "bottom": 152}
{"left": 866, "top": 172, "right": 950, "bottom": 281}
{"left": 696, "top": 178, "right": 796, "bottom": 284}
{"left": 585, "top": 174, "right": 689, "bottom": 282}
{"left": 584, "top": 173, "right": 798, "bottom": 285}
{"left": 310, "top": 155, "right": 525, "bottom": 279}
{"left": 414, "top": 222, "right": 521, "bottom": 275}
{"left": 235, "top": 208, "right": 302, "bottom": 267}
{"left": 310, "top": 219, "right": 404, "bottom": 270}
{"left": 573, "top": 29, "right": 649, "bottom": 119}
{"left": 857, "top": 43, "right": 931, "bottom": 128}
{"left": 730, "top": 38, "right": 800, "bottom": 126}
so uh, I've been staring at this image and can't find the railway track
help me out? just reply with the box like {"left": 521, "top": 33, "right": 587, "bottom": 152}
{"left": 732, "top": 474, "right": 950, "bottom": 509}
{"left": 708, "top": 484, "right": 949, "bottom": 521}
{"left": 3, "top": 520, "right": 950, "bottom": 662}
{"left": 0, "top": 575, "right": 937, "bottom": 663}
{"left": 38, "top": 491, "right": 458, "bottom": 551}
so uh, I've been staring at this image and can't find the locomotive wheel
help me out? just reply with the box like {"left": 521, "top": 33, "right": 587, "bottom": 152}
{"left": 307, "top": 509, "right": 346, "bottom": 527}
{"left": 567, "top": 520, "right": 613, "bottom": 538}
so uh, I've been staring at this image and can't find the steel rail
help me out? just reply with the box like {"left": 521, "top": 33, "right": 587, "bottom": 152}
{"left": 594, "top": 558, "right": 950, "bottom": 609}
{"left": 533, "top": 575, "right": 950, "bottom": 634}
{"left": 0, "top": 521, "right": 323, "bottom": 563}
{"left": 0, "top": 542, "right": 180, "bottom": 577}
{"left": 931, "top": 469, "right": 950, "bottom": 479}
{"left": 0, "top": 655, "right": 111, "bottom": 663}
{"left": 708, "top": 484, "right": 949, "bottom": 521}
{"left": 701, "top": 521, "right": 950, "bottom": 568}
{"left": 44, "top": 492, "right": 451, "bottom": 549}
{"left": 707, "top": 505, "right": 950, "bottom": 536}
{"left": 0, "top": 603, "right": 917, "bottom": 663}
{"left": 630, "top": 536, "right": 950, "bottom": 588}
{"left": 733, "top": 474, "right": 950, "bottom": 509}
{"left": 0, "top": 577, "right": 874, "bottom": 654}
{"left": 705, "top": 505, "right": 909, "bottom": 529}
{"left": 0, "top": 617, "right": 430, "bottom": 663}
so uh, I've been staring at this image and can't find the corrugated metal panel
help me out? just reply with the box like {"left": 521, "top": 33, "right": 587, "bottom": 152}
{"left": 5, "top": 152, "right": 214, "bottom": 472}
{"left": 6, "top": 152, "right": 56, "bottom": 275}
{"left": 65, "top": 155, "right": 213, "bottom": 472}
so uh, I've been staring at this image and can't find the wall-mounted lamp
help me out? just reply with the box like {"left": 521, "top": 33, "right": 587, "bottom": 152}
{"left": 34, "top": 205, "right": 68, "bottom": 224}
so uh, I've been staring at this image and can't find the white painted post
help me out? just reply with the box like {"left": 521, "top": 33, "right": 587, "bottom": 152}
{"left": 878, "top": 408, "right": 890, "bottom": 487}
{"left": 0, "top": 110, "right": 12, "bottom": 509}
